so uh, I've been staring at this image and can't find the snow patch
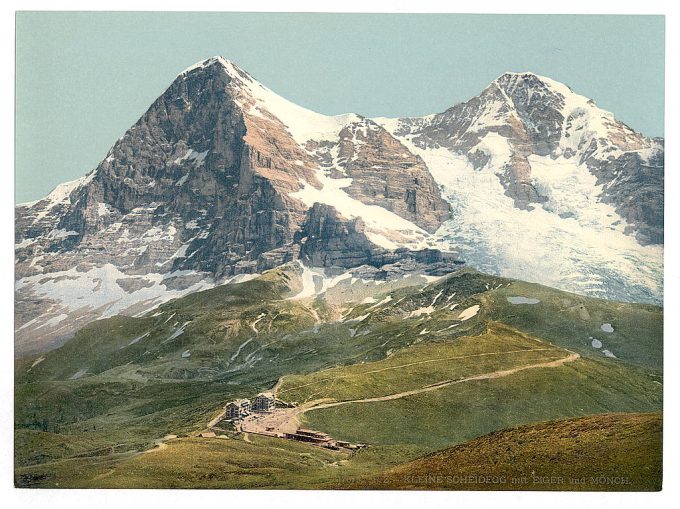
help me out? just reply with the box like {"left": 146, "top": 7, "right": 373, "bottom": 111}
{"left": 601, "top": 323, "right": 614, "bottom": 333}
{"left": 409, "top": 306, "right": 435, "bottom": 318}
{"left": 162, "top": 321, "right": 191, "bottom": 343}
{"left": 458, "top": 305, "right": 480, "bottom": 321}
{"left": 128, "top": 332, "right": 150, "bottom": 346}
{"left": 368, "top": 295, "right": 393, "bottom": 309}
{"left": 289, "top": 262, "right": 353, "bottom": 300}
{"left": 174, "top": 148, "right": 209, "bottom": 167}
{"left": 230, "top": 338, "right": 254, "bottom": 361}
{"left": 507, "top": 296, "right": 541, "bottom": 305}
{"left": 35, "top": 313, "right": 69, "bottom": 330}
{"left": 31, "top": 356, "right": 45, "bottom": 368}
{"left": 70, "top": 368, "right": 89, "bottom": 380}
{"left": 290, "top": 172, "right": 428, "bottom": 251}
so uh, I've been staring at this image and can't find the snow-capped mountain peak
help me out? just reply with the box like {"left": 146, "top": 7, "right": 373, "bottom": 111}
{"left": 15, "top": 58, "right": 663, "bottom": 356}
{"left": 179, "top": 55, "right": 361, "bottom": 145}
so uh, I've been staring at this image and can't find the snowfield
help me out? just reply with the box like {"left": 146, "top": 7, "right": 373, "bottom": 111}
{"left": 16, "top": 263, "right": 216, "bottom": 322}
{"left": 373, "top": 132, "right": 662, "bottom": 305}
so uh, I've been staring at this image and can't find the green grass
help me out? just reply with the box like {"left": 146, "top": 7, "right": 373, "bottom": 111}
{"left": 483, "top": 280, "right": 663, "bottom": 370}
{"left": 14, "top": 433, "right": 422, "bottom": 489}
{"left": 346, "top": 412, "right": 663, "bottom": 491}
{"left": 277, "top": 322, "right": 569, "bottom": 403}
{"left": 15, "top": 412, "right": 661, "bottom": 491}
{"left": 14, "top": 265, "right": 663, "bottom": 488}
{"left": 15, "top": 429, "right": 117, "bottom": 468}
{"left": 300, "top": 353, "right": 661, "bottom": 452}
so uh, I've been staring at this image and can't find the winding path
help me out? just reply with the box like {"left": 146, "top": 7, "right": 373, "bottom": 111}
{"left": 240, "top": 349, "right": 580, "bottom": 436}
{"left": 310, "top": 351, "right": 580, "bottom": 410}
{"left": 278, "top": 347, "right": 557, "bottom": 396}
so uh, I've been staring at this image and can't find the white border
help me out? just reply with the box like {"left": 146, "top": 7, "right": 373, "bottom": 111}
{"left": 2, "top": 2, "right": 677, "bottom": 509}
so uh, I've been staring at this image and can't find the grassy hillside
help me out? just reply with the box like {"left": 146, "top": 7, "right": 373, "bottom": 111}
{"left": 15, "top": 412, "right": 661, "bottom": 490}
{"left": 347, "top": 412, "right": 663, "bottom": 491}
{"left": 14, "top": 265, "right": 663, "bottom": 488}
{"left": 295, "top": 321, "right": 661, "bottom": 452}
{"left": 301, "top": 354, "right": 660, "bottom": 451}
{"left": 483, "top": 280, "right": 663, "bottom": 370}
{"left": 278, "top": 322, "right": 571, "bottom": 404}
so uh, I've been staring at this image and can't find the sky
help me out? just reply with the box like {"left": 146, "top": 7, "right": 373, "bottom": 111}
{"left": 15, "top": 12, "right": 665, "bottom": 203}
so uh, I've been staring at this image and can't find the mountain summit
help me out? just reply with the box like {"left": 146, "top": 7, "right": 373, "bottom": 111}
{"left": 15, "top": 58, "right": 663, "bottom": 355}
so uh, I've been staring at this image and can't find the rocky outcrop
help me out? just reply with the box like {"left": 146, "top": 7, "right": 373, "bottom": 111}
{"left": 589, "top": 145, "right": 664, "bottom": 245}
{"left": 296, "top": 203, "right": 461, "bottom": 272}
{"left": 296, "top": 203, "right": 386, "bottom": 268}
{"left": 14, "top": 57, "right": 457, "bottom": 354}
{"left": 307, "top": 119, "right": 450, "bottom": 232}
{"left": 396, "top": 80, "right": 548, "bottom": 210}
{"left": 51, "top": 58, "right": 319, "bottom": 280}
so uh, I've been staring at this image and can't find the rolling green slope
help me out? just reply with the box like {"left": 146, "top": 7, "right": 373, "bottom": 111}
{"left": 300, "top": 354, "right": 660, "bottom": 451}
{"left": 278, "top": 322, "right": 572, "bottom": 404}
{"left": 483, "top": 280, "right": 663, "bottom": 370}
{"left": 347, "top": 412, "right": 663, "bottom": 491}
{"left": 14, "top": 265, "right": 663, "bottom": 488}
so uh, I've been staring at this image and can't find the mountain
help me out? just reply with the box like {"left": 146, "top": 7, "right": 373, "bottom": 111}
{"left": 374, "top": 72, "right": 663, "bottom": 304}
{"left": 15, "top": 57, "right": 663, "bottom": 355}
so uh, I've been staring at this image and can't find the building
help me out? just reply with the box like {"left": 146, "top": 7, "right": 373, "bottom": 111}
{"left": 225, "top": 398, "right": 251, "bottom": 420}
{"left": 284, "top": 428, "right": 332, "bottom": 445}
{"left": 252, "top": 392, "right": 276, "bottom": 412}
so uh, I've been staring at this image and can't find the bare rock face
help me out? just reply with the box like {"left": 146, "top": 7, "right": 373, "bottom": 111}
{"left": 296, "top": 203, "right": 461, "bottom": 274}
{"left": 307, "top": 119, "right": 450, "bottom": 232}
{"left": 583, "top": 141, "right": 664, "bottom": 245}
{"left": 391, "top": 72, "right": 663, "bottom": 243}
{"left": 54, "top": 59, "right": 321, "bottom": 280}
{"left": 395, "top": 80, "right": 548, "bottom": 210}
{"left": 14, "top": 57, "right": 454, "bottom": 355}
{"left": 296, "top": 203, "right": 385, "bottom": 268}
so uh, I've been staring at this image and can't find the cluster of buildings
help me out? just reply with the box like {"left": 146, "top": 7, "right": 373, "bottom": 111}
{"left": 225, "top": 392, "right": 275, "bottom": 421}
{"left": 219, "top": 392, "right": 367, "bottom": 452}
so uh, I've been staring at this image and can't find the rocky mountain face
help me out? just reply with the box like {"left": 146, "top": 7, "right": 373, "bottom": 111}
{"left": 306, "top": 118, "right": 450, "bottom": 233}
{"left": 386, "top": 72, "right": 663, "bottom": 244}
{"left": 15, "top": 58, "right": 664, "bottom": 355}
{"left": 14, "top": 57, "right": 454, "bottom": 355}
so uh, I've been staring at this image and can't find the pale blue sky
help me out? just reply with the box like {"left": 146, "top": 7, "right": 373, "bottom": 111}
{"left": 15, "top": 12, "right": 664, "bottom": 203}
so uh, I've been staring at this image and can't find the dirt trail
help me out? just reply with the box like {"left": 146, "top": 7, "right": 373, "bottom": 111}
{"left": 278, "top": 347, "right": 555, "bottom": 395}
{"left": 208, "top": 410, "right": 226, "bottom": 428}
{"left": 310, "top": 352, "right": 580, "bottom": 410}
{"left": 234, "top": 349, "right": 580, "bottom": 438}
{"left": 143, "top": 434, "right": 177, "bottom": 454}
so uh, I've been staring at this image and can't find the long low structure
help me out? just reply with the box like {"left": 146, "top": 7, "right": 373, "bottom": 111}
{"left": 284, "top": 428, "right": 332, "bottom": 445}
